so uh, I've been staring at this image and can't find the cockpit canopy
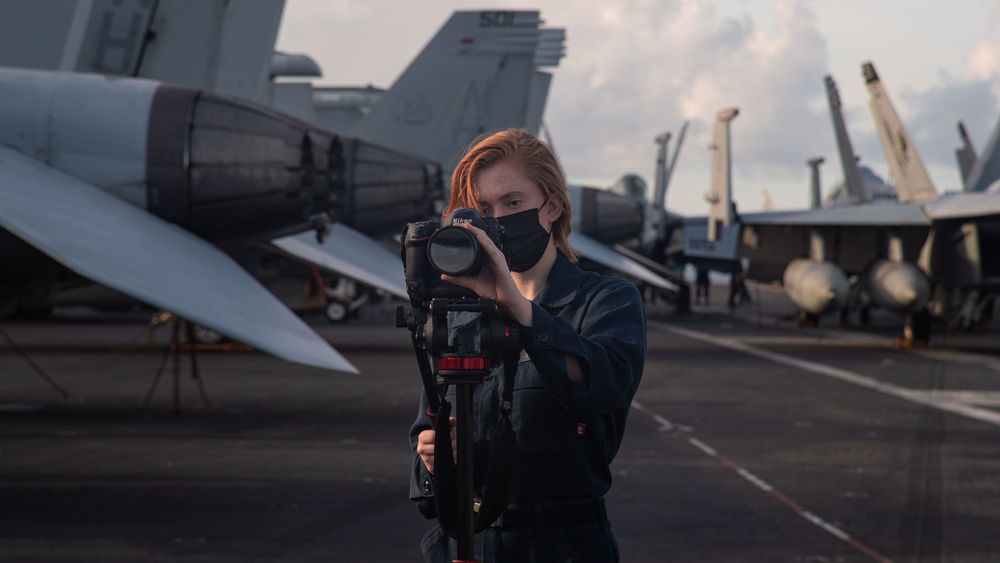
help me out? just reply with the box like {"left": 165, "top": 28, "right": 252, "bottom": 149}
{"left": 609, "top": 174, "right": 648, "bottom": 201}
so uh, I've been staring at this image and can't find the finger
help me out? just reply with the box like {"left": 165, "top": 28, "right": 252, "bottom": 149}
{"left": 440, "top": 272, "right": 476, "bottom": 290}
{"left": 456, "top": 224, "right": 508, "bottom": 267}
{"left": 464, "top": 224, "right": 508, "bottom": 266}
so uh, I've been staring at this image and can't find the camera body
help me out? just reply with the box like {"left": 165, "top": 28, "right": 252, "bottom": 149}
{"left": 402, "top": 208, "right": 507, "bottom": 305}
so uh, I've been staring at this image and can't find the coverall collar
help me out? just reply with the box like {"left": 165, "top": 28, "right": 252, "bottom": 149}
{"left": 533, "top": 251, "right": 581, "bottom": 309}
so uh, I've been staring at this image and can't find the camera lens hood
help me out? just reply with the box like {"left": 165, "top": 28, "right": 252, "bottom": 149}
{"left": 427, "top": 226, "right": 482, "bottom": 276}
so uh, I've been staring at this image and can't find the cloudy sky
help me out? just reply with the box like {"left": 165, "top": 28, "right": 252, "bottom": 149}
{"left": 275, "top": 0, "right": 1000, "bottom": 216}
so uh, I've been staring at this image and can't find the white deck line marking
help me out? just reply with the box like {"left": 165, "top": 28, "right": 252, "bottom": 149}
{"left": 629, "top": 398, "right": 893, "bottom": 562}
{"left": 652, "top": 322, "right": 1000, "bottom": 428}
{"left": 630, "top": 400, "right": 674, "bottom": 431}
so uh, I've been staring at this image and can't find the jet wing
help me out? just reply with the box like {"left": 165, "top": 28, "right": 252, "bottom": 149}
{"left": 0, "top": 146, "right": 358, "bottom": 374}
{"left": 738, "top": 202, "right": 930, "bottom": 227}
{"left": 271, "top": 224, "right": 408, "bottom": 300}
{"left": 924, "top": 192, "right": 1000, "bottom": 220}
{"left": 570, "top": 232, "right": 678, "bottom": 292}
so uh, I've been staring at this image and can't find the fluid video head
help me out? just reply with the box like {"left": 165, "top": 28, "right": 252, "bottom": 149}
{"left": 401, "top": 207, "right": 507, "bottom": 306}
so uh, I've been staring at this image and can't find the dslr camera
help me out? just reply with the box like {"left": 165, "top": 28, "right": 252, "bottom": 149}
{"left": 401, "top": 208, "right": 507, "bottom": 305}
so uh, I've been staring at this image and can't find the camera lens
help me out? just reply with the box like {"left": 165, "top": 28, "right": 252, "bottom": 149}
{"left": 428, "top": 227, "right": 481, "bottom": 276}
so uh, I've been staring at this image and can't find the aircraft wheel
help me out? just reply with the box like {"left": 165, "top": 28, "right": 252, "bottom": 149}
{"left": 191, "top": 324, "right": 226, "bottom": 344}
{"left": 798, "top": 312, "right": 820, "bottom": 328}
{"left": 325, "top": 300, "right": 349, "bottom": 323}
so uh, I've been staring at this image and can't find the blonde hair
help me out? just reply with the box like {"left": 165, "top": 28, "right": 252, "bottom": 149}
{"left": 446, "top": 128, "right": 576, "bottom": 261}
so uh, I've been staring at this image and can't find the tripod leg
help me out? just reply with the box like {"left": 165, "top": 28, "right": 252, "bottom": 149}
{"left": 455, "top": 384, "right": 476, "bottom": 561}
{"left": 173, "top": 320, "right": 183, "bottom": 416}
{"left": 0, "top": 325, "right": 69, "bottom": 400}
{"left": 184, "top": 322, "right": 212, "bottom": 408}
{"left": 141, "top": 342, "right": 172, "bottom": 410}
{"left": 142, "top": 318, "right": 178, "bottom": 410}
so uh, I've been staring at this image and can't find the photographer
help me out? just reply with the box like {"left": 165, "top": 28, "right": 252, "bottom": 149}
{"left": 408, "top": 128, "right": 646, "bottom": 562}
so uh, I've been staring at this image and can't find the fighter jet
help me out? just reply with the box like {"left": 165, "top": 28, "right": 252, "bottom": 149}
{"left": 566, "top": 124, "right": 691, "bottom": 298}
{"left": 0, "top": 66, "right": 365, "bottom": 373}
{"left": 685, "top": 60, "right": 1000, "bottom": 343}
{"left": 0, "top": 1, "right": 452, "bottom": 373}
{"left": 860, "top": 61, "right": 1000, "bottom": 330}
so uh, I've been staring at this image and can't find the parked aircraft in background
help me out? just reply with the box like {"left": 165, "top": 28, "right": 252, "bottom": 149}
{"left": 685, "top": 69, "right": 935, "bottom": 343}
{"left": 566, "top": 123, "right": 691, "bottom": 299}
{"left": 599, "top": 122, "right": 690, "bottom": 262}
{"left": 862, "top": 61, "right": 1000, "bottom": 330}
{"left": 684, "top": 59, "right": 1000, "bottom": 343}
{"left": 275, "top": 10, "right": 684, "bottom": 298}
{"left": 913, "top": 115, "right": 1000, "bottom": 328}
{"left": 678, "top": 108, "right": 747, "bottom": 277}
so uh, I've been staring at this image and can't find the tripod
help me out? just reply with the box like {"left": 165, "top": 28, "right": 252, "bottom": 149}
{"left": 141, "top": 316, "right": 212, "bottom": 415}
{"left": 400, "top": 297, "right": 520, "bottom": 563}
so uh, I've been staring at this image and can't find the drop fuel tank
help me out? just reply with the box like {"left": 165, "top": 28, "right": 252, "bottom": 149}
{"left": 782, "top": 258, "right": 849, "bottom": 315}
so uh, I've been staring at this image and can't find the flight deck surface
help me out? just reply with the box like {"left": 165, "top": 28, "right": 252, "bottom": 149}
{"left": 2, "top": 287, "right": 999, "bottom": 562}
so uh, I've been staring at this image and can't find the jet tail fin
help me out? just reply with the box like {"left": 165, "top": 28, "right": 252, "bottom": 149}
{"left": 134, "top": 0, "right": 286, "bottom": 105}
{"left": 706, "top": 108, "right": 738, "bottom": 241}
{"left": 825, "top": 74, "right": 868, "bottom": 204}
{"left": 862, "top": 61, "right": 938, "bottom": 203}
{"left": 522, "top": 28, "right": 566, "bottom": 134}
{"left": 0, "top": 0, "right": 287, "bottom": 105}
{"left": 0, "top": 0, "right": 154, "bottom": 73}
{"left": 348, "top": 10, "right": 565, "bottom": 181}
{"left": 653, "top": 121, "right": 688, "bottom": 213}
{"left": 651, "top": 121, "right": 688, "bottom": 248}
{"left": 955, "top": 121, "right": 978, "bottom": 189}
{"left": 965, "top": 112, "right": 1000, "bottom": 192}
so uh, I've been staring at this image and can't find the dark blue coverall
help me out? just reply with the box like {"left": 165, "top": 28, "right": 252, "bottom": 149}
{"left": 409, "top": 252, "right": 647, "bottom": 562}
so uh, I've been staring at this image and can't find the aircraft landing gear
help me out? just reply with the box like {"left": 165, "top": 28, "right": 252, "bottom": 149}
{"left": 191, "top": 323, "right": 227, "bottom": 345}
{"left": 897, "top": 308, "right": 931, "bottom": 349}
{"left": 324, "top": 299, "right": 349, "bottom": 323}
{"left": 322, "top": 277, "right": 370, "bottom": 323}
{"left": 798, "top": 311, "right": 820, "bottom": 328}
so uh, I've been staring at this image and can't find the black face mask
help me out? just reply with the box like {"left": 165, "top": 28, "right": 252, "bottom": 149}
{"left": 497, "top": 207, "right": 551, "bottom": 272}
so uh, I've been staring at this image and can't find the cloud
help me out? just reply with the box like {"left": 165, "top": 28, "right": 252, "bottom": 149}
{"left": 965, "top": 1, "right": 1000, "bottom": 83}
{"left": 903, "top": 79, "right": 998, "bottom": 167}
{"left": 545, "top": 0, "right": 831, "bottom": 209}
{"left": 967, "top": 41, "right": 1000, "bottom": 82}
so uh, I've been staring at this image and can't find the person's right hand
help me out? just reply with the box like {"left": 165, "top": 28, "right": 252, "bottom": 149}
{"left": 441, "top": 223, "right": 533, "bottom": 327}
{"left": 416, "top": 417, "right": 457, "bottom": 474}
